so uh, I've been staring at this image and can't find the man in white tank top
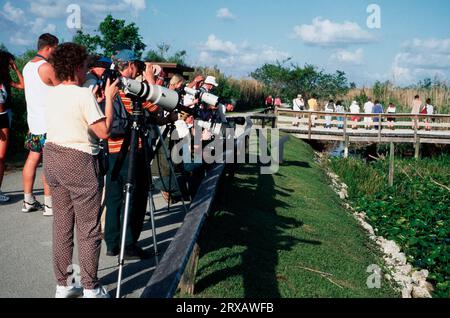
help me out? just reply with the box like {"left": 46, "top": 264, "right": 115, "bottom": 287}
{"left": 22, "top": 33, "right": 59, "bottom": 216}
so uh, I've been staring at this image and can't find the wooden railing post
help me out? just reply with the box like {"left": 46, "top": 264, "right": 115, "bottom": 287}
{"left": 344, "top": 135, "right": 349, "bottom": 159}
{"left": 415, "top": 137, "right": 421, "bottom": 159}
{"left": 308, "top": 112, "right": 312, "bottom": 140}
{"left": 179, "top": 243, "right": 200, "bottom": 296}
{"left": 414, "top": 115, "right": 418, "bottom": 145}
{"left": 343, "top": 114, "right": 347, "bottom": 140}
{"left": 389, "top": 142, "right": 395, "bottom": 187}
{"left": 378, "top": 114, "right": 382, "bottom": 142}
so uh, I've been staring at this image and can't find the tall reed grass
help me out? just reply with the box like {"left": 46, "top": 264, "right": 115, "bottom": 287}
{"left": 345, "top": 87, "right": 450, "bottom": 114}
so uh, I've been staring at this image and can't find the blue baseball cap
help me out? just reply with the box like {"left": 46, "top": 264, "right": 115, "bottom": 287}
{"left": 114, "top": 49, "right": 139, "bottom": 63}
{"left": 93, "top": 57, "right": 112, "bottom": 68}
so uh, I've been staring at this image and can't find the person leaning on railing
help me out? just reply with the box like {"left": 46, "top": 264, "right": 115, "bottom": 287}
{"left": 372, "top": 100, "right": 384, "bottom": 130}
{"left": 307, "top": 94, "right": 319, "bottom": 127}
{"left": 386, "top": 103, "right": 397, "bottom": 130}
{"left": 350, "top": 101, "right": 361, "bottom": 130}
{"left": 424, "top": 98, "right": 434, "bottom": 131}
{"left": 335, "top": 101, "right": 345, "bottom": 129}
{"left": 411, "top": 95, "right": 422, "bottom": 129}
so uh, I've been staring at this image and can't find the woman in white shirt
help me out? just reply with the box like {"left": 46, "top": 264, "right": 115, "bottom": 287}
{"left": 43, "top": 43, "right": 119, "bottom": 298}
{"left": 350, "top": 101, "right": 361, "bottom": 129}
{"left": 324, "top": 100, "right": 335, "bottom": 129}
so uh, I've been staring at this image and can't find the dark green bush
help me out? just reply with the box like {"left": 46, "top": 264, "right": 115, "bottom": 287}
{"left": 330, "top": 156, "right": 450, "bottom": 298}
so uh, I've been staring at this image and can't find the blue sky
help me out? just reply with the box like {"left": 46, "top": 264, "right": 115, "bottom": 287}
{"left": 1, "top": 0, "right": 449, "bottom": 86}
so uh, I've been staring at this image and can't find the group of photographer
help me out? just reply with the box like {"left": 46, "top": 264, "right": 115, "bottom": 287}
{"left": 1, "top": 33, "right": 230, "bottom": 298}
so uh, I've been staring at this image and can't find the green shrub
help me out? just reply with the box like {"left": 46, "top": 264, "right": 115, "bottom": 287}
{"left": 330, "top": 156, "right": 450, "bottom": 298}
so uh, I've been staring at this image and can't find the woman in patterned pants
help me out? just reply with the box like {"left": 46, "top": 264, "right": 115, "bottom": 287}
{"left": 43, "top": 43, "right": 118, "bottom": 298}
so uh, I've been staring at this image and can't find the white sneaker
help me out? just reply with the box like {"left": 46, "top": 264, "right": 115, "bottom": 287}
{"left": 0, "top": 191, "right": 10, "bottom": 203}
{"left": 22, "top": 200, "right": 44, "bottom": 213}
{"left": 43, "top": 205, "right": 53, "bottom": 217}
{"left": 83, "top": 285, "right": 111, "bottom": 298}
{"left": 55, "top": 285, "right": 83, "bottom": 298}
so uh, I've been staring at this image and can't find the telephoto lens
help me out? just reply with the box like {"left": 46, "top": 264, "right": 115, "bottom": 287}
{"left": 183, "top": 87, "right": 220, "bottom": 107}
{"left": 121, "top": 78, "right": 180, "bottom": 112}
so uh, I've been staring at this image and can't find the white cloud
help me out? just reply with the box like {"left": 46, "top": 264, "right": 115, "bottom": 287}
{"left": 1, "top": 2, "right": 26, "bottom": 23}
{"left": 330, "top": 48, "right": 364, "bottom": 65}
{"left": 9, "top": 33, "right": 34, "bottom": 46}
{"left": 293, "top": 17, "right": 375, "bottom": 47}
{"left": 28, "top": 0, "right": 146, "bottom": 20}
{"left": 217, "top": 8, "right": 236, "bottom": 20}
{"left": 392, "top": 38, "right": 450, "bottom": 85}
{"left": 403, "top": 38, "right": 450, "bottom": 54}
{"left": 124, "top": 0, "right": 146, "bottom": 11}
{"left": 198, "top": 35, "right": 290, "bottom": 75}
{"left": 29, "top": 0, "right": 68, "bottom": 19}
{"left": 202, "top": 34, "right": 239, "bottom": 55}
{"left": 0, "top": 3, "right": 58, "bottom": 46}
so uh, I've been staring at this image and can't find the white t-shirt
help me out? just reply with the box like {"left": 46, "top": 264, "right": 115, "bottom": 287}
{"left": 45, "top": 85, "right": 105, "bottom": 155}
{"left": 364, "top": 101, "right": 374, "bottom": 114}
{"left": 335, "top": 105, "right": 345, "bottom": 113}
{"left": 350, "top": 103, "right": 360, "bottom": 114}
{"left": 387, "top": 106, "right": 396, "bottom": 114}
{"left": 426, "top": 104, "right": 434, "bottom": 115}
{"left": 325, "top": 103, "right": 335, "bottom": 112}
{"left": 293, "top": 98, "right": 304, "bottom": 111}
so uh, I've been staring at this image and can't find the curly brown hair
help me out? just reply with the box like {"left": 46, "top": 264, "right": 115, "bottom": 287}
{"left": 50, "top": 43, "right": 88, "bottom": 82}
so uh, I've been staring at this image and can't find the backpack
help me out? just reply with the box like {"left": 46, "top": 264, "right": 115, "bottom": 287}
{"left": 420, "top": 105, "right": 427, "bottom": 115}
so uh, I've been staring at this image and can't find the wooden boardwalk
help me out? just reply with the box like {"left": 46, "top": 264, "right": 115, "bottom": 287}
{"left": 273, "top": 109, "right": 450, "bottom": 145}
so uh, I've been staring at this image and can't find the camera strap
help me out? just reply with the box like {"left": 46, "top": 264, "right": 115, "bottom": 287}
{"left": 35, "top": 54, "right": 48, "bottom": 62}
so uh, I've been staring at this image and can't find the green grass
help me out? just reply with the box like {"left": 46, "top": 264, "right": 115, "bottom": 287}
{"left": 193, "top": 137, "right": 398, "bottom": 298}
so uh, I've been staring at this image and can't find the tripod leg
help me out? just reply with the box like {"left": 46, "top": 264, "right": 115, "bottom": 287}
{"left": 154, "top": 125, "right": 189, "bottom": 214}
{"left": 117, "top": 119, "right": 140, "bottom": 299}
{"left": 116, "top": 183, "right": 133, "bottom": 299}
{"left": 141, "top": 127, "right": 160, "bottom": 266}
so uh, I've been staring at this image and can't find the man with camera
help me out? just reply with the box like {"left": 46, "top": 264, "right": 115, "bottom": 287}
{"left": 84, "top": 56, "right": 112, "bottom": 91}
{"left": 103, "top": 49, "right": 158, "bottom": 260}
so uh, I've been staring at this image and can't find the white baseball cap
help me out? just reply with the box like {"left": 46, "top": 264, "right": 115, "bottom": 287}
{"left": 204, "top": 76, "right": 219, "bottom": 87}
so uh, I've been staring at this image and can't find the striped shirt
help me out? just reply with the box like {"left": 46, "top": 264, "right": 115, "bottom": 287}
{"left": 108, "top": 91, "right": 159, "bottom": 154}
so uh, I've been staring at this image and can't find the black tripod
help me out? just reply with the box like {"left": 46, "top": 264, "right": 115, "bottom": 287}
{"left": 111, "top": 98, "right": 187, "bottom": 298}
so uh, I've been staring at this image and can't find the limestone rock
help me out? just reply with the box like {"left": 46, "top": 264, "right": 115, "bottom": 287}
{"left": 412, "top": 286, "right": 432, "bottom": 298}
{"left": 412, "top": 270, "right": 429, "bottom": 283}
{"left": 401, "top": 285, "right": 413, "bottom": 298}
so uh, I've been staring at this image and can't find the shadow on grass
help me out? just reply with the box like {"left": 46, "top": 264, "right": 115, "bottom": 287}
{"left": 195, "top": 164, "right": 321, "bottom": 298}
{"left": 280, "top": 161, "right": 311, "bottom": 169}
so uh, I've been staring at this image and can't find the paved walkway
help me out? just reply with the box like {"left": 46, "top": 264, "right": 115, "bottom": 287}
{"left": 0, "top": 167, "right": 187, "bottom": 298}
